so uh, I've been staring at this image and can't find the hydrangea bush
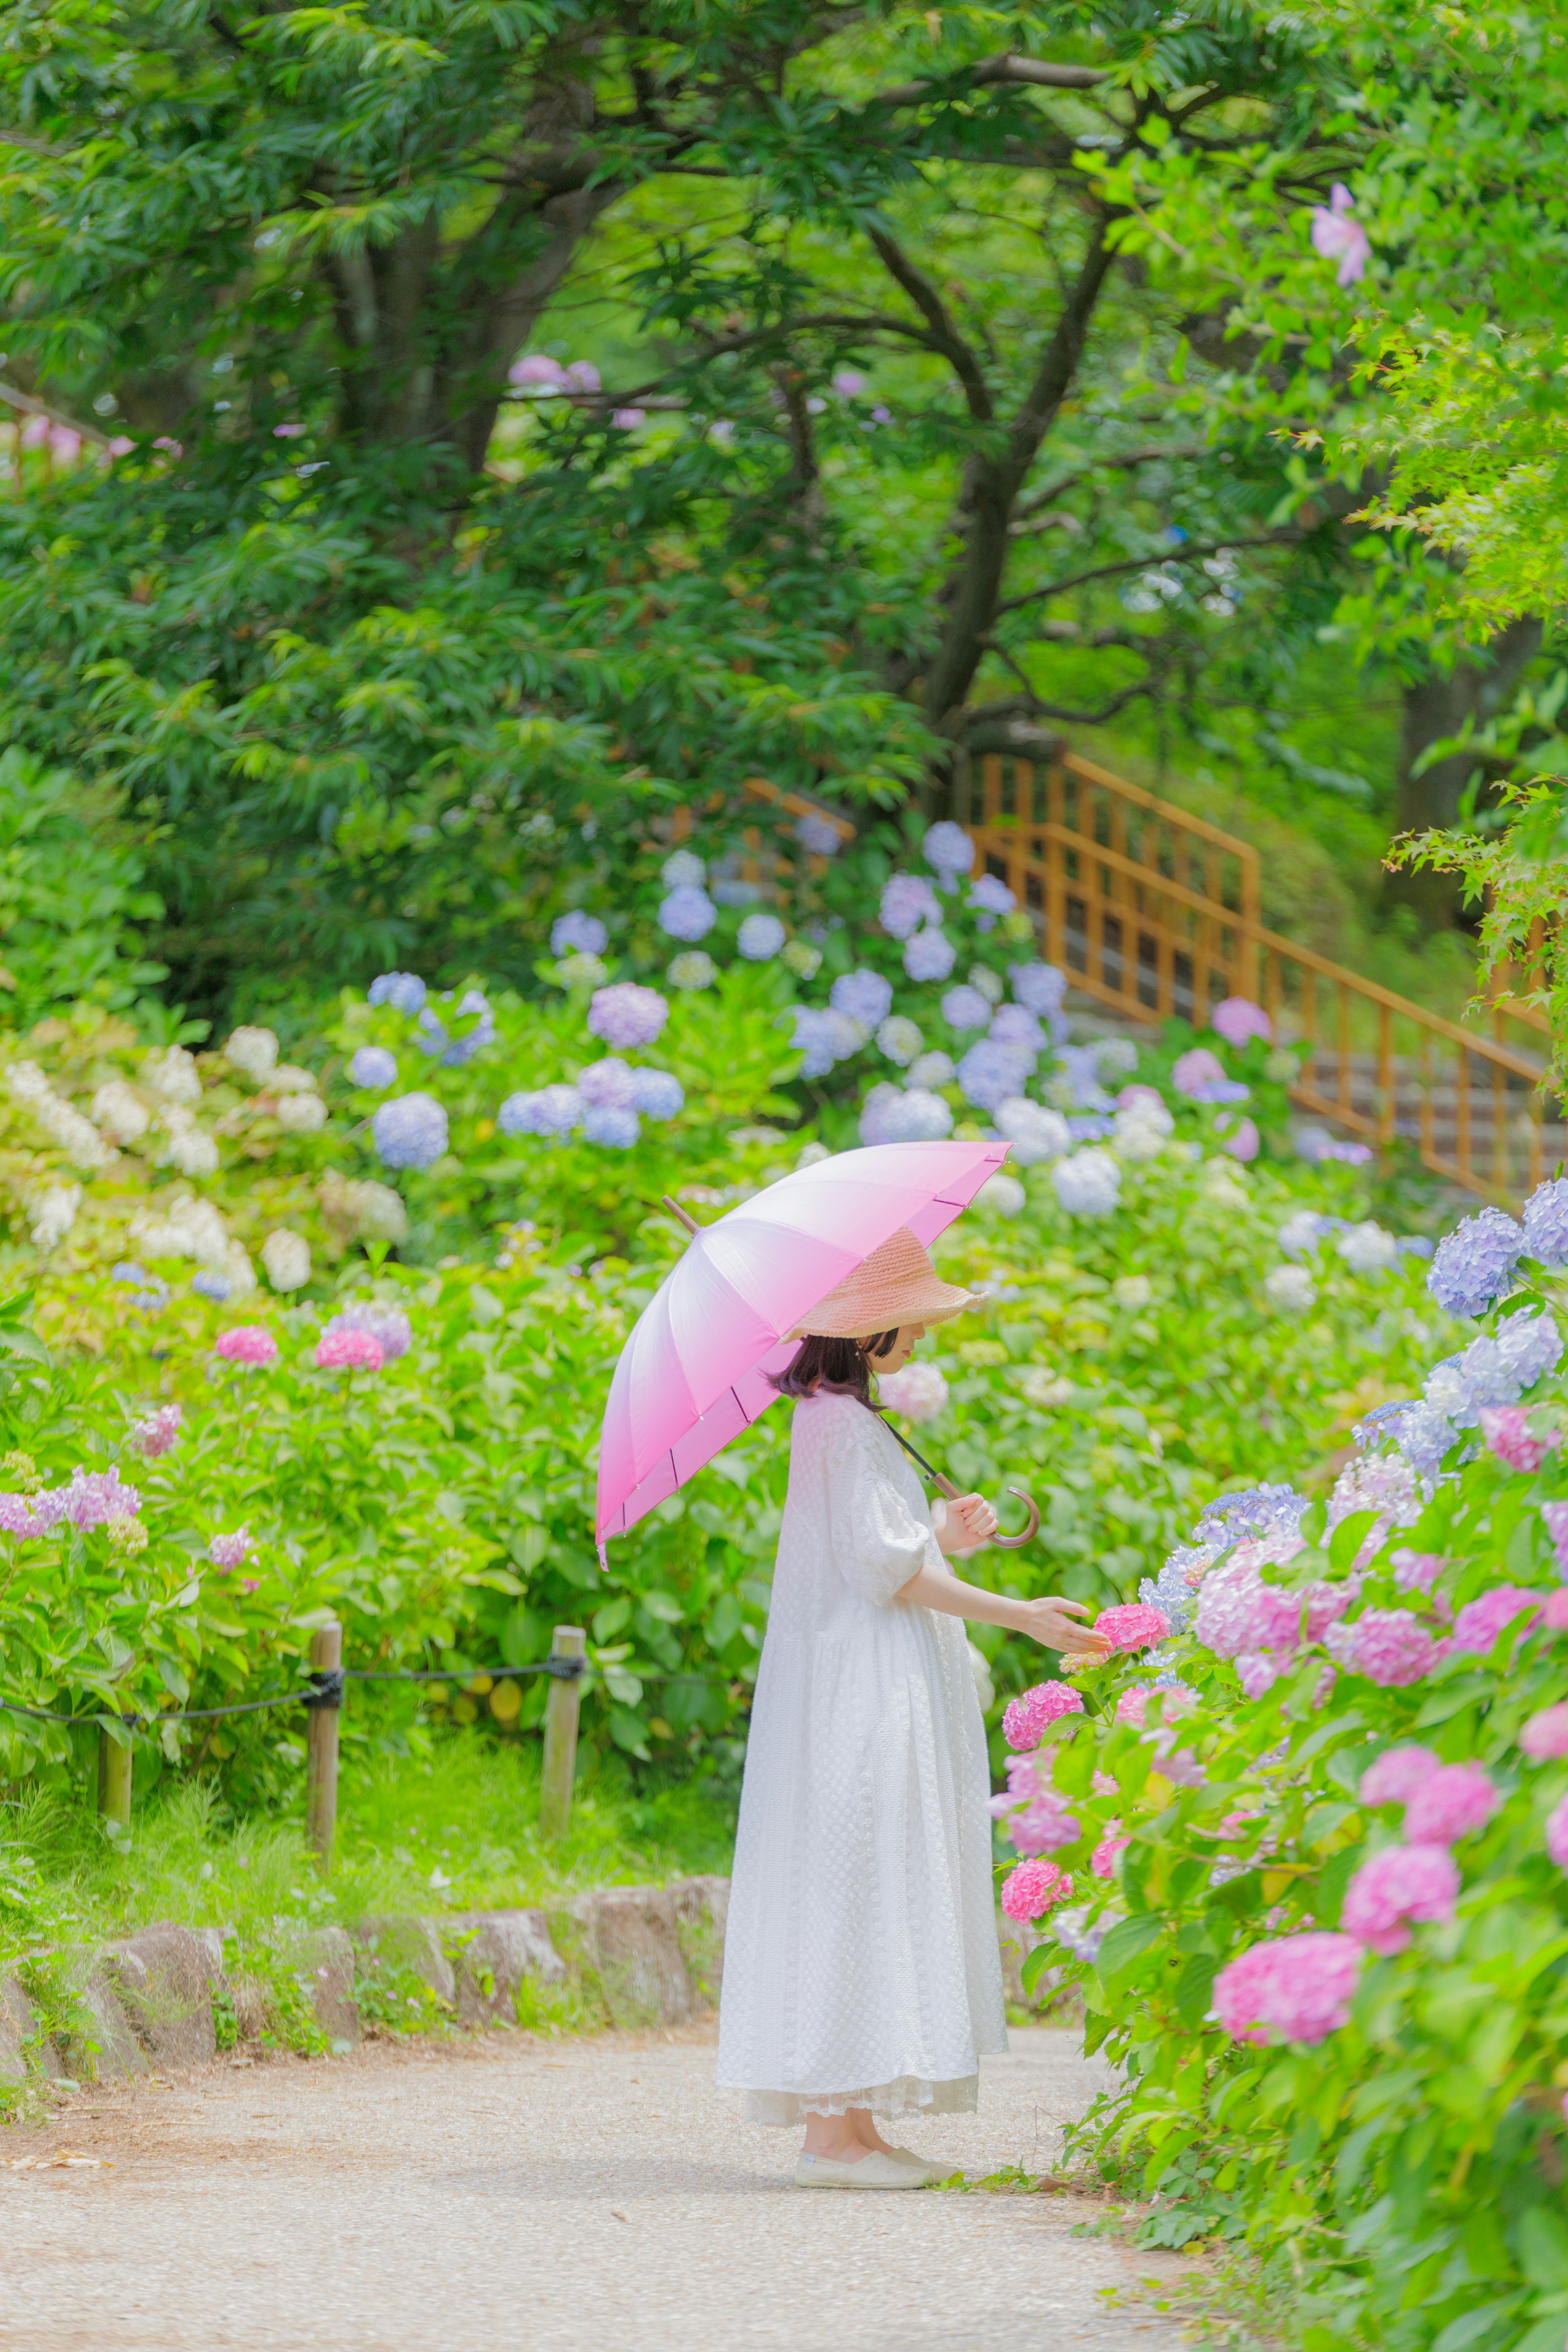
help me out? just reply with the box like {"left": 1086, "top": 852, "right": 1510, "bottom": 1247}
{"left": 997, "top": 1181, "right": 1568, "bottom": 2352}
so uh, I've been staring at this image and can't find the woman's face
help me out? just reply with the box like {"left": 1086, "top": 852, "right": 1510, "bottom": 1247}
{"left": 875, "top": 1323, "right": 925, "bottom": 1374}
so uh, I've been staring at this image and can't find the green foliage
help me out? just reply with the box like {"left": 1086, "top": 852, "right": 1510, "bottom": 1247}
{"left": 1015, "top": 1268, "right": 1568, "bottom": 2351}
{"left": 0, "top": 748, "right": 165, "bottom": 1025}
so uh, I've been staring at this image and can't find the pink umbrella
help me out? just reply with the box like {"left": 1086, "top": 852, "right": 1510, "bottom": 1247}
{"left": 597, "top": 1138, "right": 1011, "bottom": 1549}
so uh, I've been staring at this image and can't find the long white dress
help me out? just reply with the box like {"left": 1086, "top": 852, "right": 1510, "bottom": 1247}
{"left": 716, "top": 1388, "right": 1007, "bottom": 2124}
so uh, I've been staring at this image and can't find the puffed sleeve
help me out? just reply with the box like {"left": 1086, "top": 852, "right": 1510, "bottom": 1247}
{"left": 809, "top": 1394, "right": 942, "bottom": 1605}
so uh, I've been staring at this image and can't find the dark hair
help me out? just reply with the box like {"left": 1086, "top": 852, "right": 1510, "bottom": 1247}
{"left": 770, "top": 1328, "right": 900, "bottom": 1403}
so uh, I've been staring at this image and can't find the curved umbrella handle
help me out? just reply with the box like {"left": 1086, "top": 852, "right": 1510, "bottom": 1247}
{"left": 991, "top": 1487, "right": 1042, "bottom": 1550}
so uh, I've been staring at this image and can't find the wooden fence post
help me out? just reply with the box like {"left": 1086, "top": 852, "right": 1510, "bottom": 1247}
{"left": 97, "top": 1719, "right": 132, "bottom": 1831}
{"left": 539, "top": 1626, "right": 586, "bottom": 1840}
{"left": 305, "top": 1617, "right": 343, "bottom": 1869}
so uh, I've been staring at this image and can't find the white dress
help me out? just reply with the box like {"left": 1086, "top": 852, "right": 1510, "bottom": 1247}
{"left": 716, "top": 1389, "right": 1007, "bottom": 2124}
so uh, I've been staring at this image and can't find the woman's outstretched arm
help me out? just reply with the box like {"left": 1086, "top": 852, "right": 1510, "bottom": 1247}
{"left": 896, "top": 1492, "right": 1112, "bottom": 1657}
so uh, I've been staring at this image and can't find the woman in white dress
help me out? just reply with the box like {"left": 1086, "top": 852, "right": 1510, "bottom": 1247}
{"left": 716, "top": 1225, "right": 1109, "bottom": 2188}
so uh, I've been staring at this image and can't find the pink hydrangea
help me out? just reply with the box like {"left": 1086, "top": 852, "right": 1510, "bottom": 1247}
{"left": 1403, "top": 1762, "right": 1500, "bottom": 1846}
{"left": 1325, "top": 1608, "right": 1442, "bottom": 1687}
{"left": 1450, "top": 1586, "right": 1542, "bottom": 1655}
{"left": 1541, "top": 1588, "right": 1568, "bottom": 1631}
{"left": 210, "top": 1527, "right": 251, "bottom": 1571}
{"left": 1193, "top": 1537, "right": 1341, "bottom": 1662}
{"left": 1209, "top": 998, "right": 1272, "bottom": 1050}
{"left": 1359, "top": 1745, "right": 1439, "bottom": 1806}
{"left": 1390, "top": 1549, "right": 1445, "bottom": 1595}
{"left": 1095, "top": 1603, "right": 1169, "bottom": 1653}
{"left": 1478, "top": 1405, "right": 1561, "bottom": 1474}
{"left": 989, "top": 1754, "right": 1080, "bottom": 1855}
{"left": 1543, "top": 1500, "right": 1568, "bottom": 1573}
{"left": 215, "top": 1326, "right": 278, "bottom": 1367}
{"left": 1000, "top": 1858, "right": 1073, "bottom": 1921}
{"left": 1547, "top": 1794, "right": 1568, "bottom": 1870}
{"left": 1341, "top": 1843, "right": 1459, "bottom": 1955}
{"left": 1002, "top": 1680, "right": 1084, "bottom": 1749}
{"left": 586, "top": 982, "right": 668, "bottom": 1050}
{"left": 1234, "top": 1652, "right": 1281, "bottom": 1700}
{"left": 1172, "top": 1047, "right": 1226, "bottom": 1097}
{"left": 1212, "top": 1930, "right": 1361, "bottom": 2046}
{"left": 315, "top": 1327, "right": 385, "bottom": 1372}
{"left": 1520, "top": 1704, "right": 1568, "bottom": 1761}
{"left": 1091, "top": 1828, "right": 1130, "bottom": 1878}
{"left": 1115, "top": 1688, "right": 1149, "bottom": 1728}
{"left": 133, "top": 1404, "right": 183, "bottom": 1459}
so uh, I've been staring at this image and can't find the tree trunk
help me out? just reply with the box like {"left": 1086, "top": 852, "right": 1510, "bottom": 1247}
{"left": 1386, "top": 616, "right": 1543, "bottom": 926}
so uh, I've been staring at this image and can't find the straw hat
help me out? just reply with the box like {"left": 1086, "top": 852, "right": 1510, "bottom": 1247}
{"left": 791, "top": 1225, "right": 976, "bottom": 1340}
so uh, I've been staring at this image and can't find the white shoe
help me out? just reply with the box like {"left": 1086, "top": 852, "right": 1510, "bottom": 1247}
{"left": 793, "top": 2151, "right": 927, "bottom": 2190}
{"left": 889, "top": 2146, "right": 962, "bottom": 2185}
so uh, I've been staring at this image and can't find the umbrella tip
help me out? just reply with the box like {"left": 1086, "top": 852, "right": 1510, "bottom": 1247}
{"left": 661, "top": 1193, "right": 702, "bottom": 1236}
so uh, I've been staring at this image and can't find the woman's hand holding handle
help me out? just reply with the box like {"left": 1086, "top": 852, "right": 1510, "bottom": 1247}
{"left": 933, "top": 1492, "right": 998, "bottom": 1557}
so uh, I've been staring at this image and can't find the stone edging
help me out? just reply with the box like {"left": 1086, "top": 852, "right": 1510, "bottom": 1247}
{"left": 0, "top": 1875, "right": 731, "bottom": 2085}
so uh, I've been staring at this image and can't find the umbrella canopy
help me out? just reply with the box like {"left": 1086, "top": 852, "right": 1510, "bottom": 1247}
{"left": 596, "top": 1138, "right": 1009, "bottom": 1546}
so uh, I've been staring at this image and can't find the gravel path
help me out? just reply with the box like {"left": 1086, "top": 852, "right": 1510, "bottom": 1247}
{"left": 2, "top": 2022, "right": 1192, "bottom": 2351}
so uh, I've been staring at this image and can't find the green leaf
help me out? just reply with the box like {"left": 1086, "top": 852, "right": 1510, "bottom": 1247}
{"left": 1097, "top": 1913, "right": 1167, "bottom": 1987}
{"left": 1430, "top": 2304, "right": 1517, "bottom": 2352}
{"left": 1517, "top": 2208, "right": 1568, "bottom": 2292}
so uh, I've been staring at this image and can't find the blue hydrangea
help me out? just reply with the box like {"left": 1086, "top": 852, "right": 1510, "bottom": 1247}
{"left": 1494, "top": 1304, "right": 1563, "bottom": 1393}
{"left": 880, "top": 875, "right": 942, "bottom": 939}
{"left": 988, "top": 1005, "right": 1043, "bottom": 1056}
{"left": 1352, "top": 1399, "right": 1418, "bottom": 1450}
{"left": 1397, "top": 1235, "right": 1434, "bottom": 1260}
{"left": 191, "top": 1270, "right": 232, "bottom": 1302}
{"left": 968, "top": 874, "right": 1016, "bottom": 929}
{"left": 111, "top": 1261, "right": 169, "bottom": 1315}
{"left": 795, "top": 812, "right": 843, "bottom": 858}
{"left": 1523, "top": 1176, "right": 1568, "bottom": 1269}
{"left": 1428, "top": 1205, "right": 1526, "bottom": 1319}
{"left": 712, "top": 877, "right": 762, "bottom": 907}
{"left": 372, "top": 1091, "right": 449, "bottom": 1171}
{"left": 368, "top": 971, "right": 427, "bottom": 1015}
{"left": 1053, "top": 1045, "right": 1112, "bottom": 1111}
{"left": 659, "top": 885, "right": 717, "bottom": 941}
{"left": 551, "top": 911, "right": 608, "bottom": 958}
{"left": 1191, "top": 1483, "right": 1307, "bottom": 1545}
{"left": 1378, "top": 1401, "right": 1455, "bottom": 1479}
{"left": 347, "top": 1046, "right": 399, "bottom": 1090}
{"left": 1185, "top": 1077, "right": 1251, "bottom": 1104}
{"left": 584, "top": 1103, "right": 639, "bottom": 1148}
{"left": 1139, "top": 1551, "right": 1214, "bottom": 1635}
{"left": 791, "top": 1008, "right": 842, "bottom": 1079}
{"left": 922, "top": 820, "right": 975, "bottom": 877}
{"left": 941, "top": 984, "right": 992, "bottom": 1031}
{"left": 956, "top": 1038, "right": 1032, "bottom": 1111}
{"left": 1067, "top": 1113, "right": 1115, "bottom": 1140}
{"left": 737, "top": 913, "right": 786, "bottom": 962}
{"left": 830, "top": 969, "right": 894, "bottom": 1029}
{"left": 1009, "top": 962, "right": 1067, "bottom": 1017}
{"left": 904, "top": 928, "right": 956, "bottom": 982}
{"left": 630, "top": 1068, "right": 684, "bottom": 1120}
{"left": 499, "top": 1084, "right": 583, "bottom": 1138}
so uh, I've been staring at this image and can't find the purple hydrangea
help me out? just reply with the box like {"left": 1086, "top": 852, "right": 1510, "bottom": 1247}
{"left": 368, "top": 971, "right": 427, "bottom": 1015}
{"left": 372, "top": 1093, "right": 449, "bottom": 1171}
{"left": 1523, "top": 1177, "right": 1568, "bottom": 1269}
{"left": 192, "top": 1270, "right": 232, "bottom": 1302}
{"left": 904, "top": 928, "right": 956, "bottom": 982}
{"left": 969, "top": 875, "right": 1016, "bottom": 928}
{"left": 337, "top": 1302, "right": 413, "bottom": 1363}
{"left": 588, "top": 982, "right": 669, "bottom": 1049}
{"left": 1428, "top": 1206, "right": 1526, "bottom": 1318}
{"left": 1010, "top": 962, "right": 1067, "bottom": 1017}
{"left": 551, "top": 911, "right": 608, "bottom": 958}
{"left": 737, "top": 912, "right": 786, "bottom": 961}
{"left": 56, "top": 1466, "right": 142, "bottom": 1533}
{"left": 659, "top": 885, "right": 717, "bottom": 941}
{"left": 630, "top": 1068, "right": 684, "bottom": 1120}
{"left": 880, "top": 876, "right": 942, "bottom": 939}
{"left": 988, "top": 1005, "right": 1043, "bottom": 1055}
{"left": 830, "top": 969, "right": 894, "bottom": 1029}
{"left": 1053, "top": 1045, "right": 1112, "bottom": 1111}
{"left": 417, "top": 987, "right": 494, "bottom": 1068}
{"left": 499, "top": 1084, "right": 584, "bottom": 1139}
{"left": 584, "top": 1103, "right": 639, "bottom": 1149}
{"left": 347, "top": 1046, "right": 398, "bottom": 1090}
{"left": 956, "top": 1038, "right": 1032, "bottom": 1111}
{"left": 941, "top": 984, "right": 993, "bottom": 1031}
{"left": 923, "top": 821, "right": 975, "bottom": 877}
{"left": 1186, "top": 1078, "right": 1252, "bottom": 1105}
{"left": 578, "top": 1058, "right": 638, "bottom": 1108}
{"left": 1193, "top": 1485, "right": 1309, "bottom": 1545}
{"left": 795, "top": 813, "right": 843, "bottom": 858}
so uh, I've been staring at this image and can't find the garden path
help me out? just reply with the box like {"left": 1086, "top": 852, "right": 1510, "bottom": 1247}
{"left": 2, "top": 2021, "right": 1194, "bottom": 2351}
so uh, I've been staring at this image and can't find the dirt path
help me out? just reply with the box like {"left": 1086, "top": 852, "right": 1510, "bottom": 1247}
{"left": 2, "top": 2022, "right": 1193, "bottom": 2351}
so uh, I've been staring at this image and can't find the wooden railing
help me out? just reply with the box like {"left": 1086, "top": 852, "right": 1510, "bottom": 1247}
{"left": 953, "top": 751, "right": 1564, "bottom": 1206}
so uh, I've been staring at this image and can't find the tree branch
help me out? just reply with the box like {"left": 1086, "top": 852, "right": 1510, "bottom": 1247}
{"left": 995, "top": 530, "right": 1309, "bottom": 616}
{"left": 864, "top": 225, "right": 993, "bottom": 422}
{"left": 867, "top": 52, "right": 1108, "bottom": 107}
{"left": 1013, "top": 441, "right": 1214, "bottom": 520}
{"left": 0, "top": 379, "right": 112, "bottom": 449}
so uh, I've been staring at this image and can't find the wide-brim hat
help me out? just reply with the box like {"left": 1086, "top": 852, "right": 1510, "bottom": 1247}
{"left": 790, "top": 1225, "right": 976, "bottom": 1341}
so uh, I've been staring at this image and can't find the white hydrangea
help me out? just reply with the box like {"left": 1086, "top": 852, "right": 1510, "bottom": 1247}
{"left": 1278, "top": 1209, "right": 1329, "bottom": 1258}
{"left": 967, "top": 965, "right": 1004, "bottom": 1006}
{"left": 28, "top": 1183, "right": 82, "bottom": 1250}
{"left": 131, "top": 1191, "right": 228, "bottom": 1267}
{"left": 224, "top": 1241, "right": 257, "bottom": 1296}
{"left": 1052, "top": 1149, "right": 1121, "bottom": 1216}
{"left": 91, "top": 1078, "right": 151, "bottom": 1145}
{"left": 1336, "top": 1220, "right": 1399, "bottom": 1276}
{"left": 906, "top": 1050, "right": 955, "bottom": 1091}
{"left": 1112, "top": 1274, "right": 1153, "bottom": 1309}
{"left": 6, "top": 1062, "right": 116, "bottom": 1171}
{"left": 275, "top": 1092, "right": 327, "bottom": 1134}
{"left": 340, "top": 1178, "right": 408, "bottom": 1242}
{"left": 1265, "top": 1264, "right": 1317, "bottom": 1314}
{"left": 166, "top": 1124, "right": 220, "bottom": 1178}
{"left": 876, "top": 1016, "right": 924, "bottom": 1066}
{"left": 996, "top": 1097, "right": 1070, "bottom": 1166}
{"left": 270, "top": 1064, "right": 319, "bottom": 1095}
{"left": 976, "top": 1171, "right": 1027, "bottom": 1216}
{"left": 261, "top": 1229, "right": 311, "bottom": 1291}
{"left": 1018, "top": 1365, "right": 1076, "bottom": 1407}
{"left": 143, "top": 1045, "right": 202, "bottom": 1106}
{"left": 224, "top": 1026, "right": 279, "bottom": 1081}
{"left": 1202, "top": 1160, "right": 1249, "bottom": 1207}
{"left": 1112, "top": 1112, "right": 1169, "bottom": 1162}
{"left": 858, "top": 1083, "right": 953, "bottom": 1145}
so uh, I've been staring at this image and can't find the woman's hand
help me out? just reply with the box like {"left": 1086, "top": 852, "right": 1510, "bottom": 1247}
{"left": 934, "top": 1492, "right": 997, "bottom": 1556}
{"left": 1010, "top": 1595, "right": 1112, "bottom": 1657}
